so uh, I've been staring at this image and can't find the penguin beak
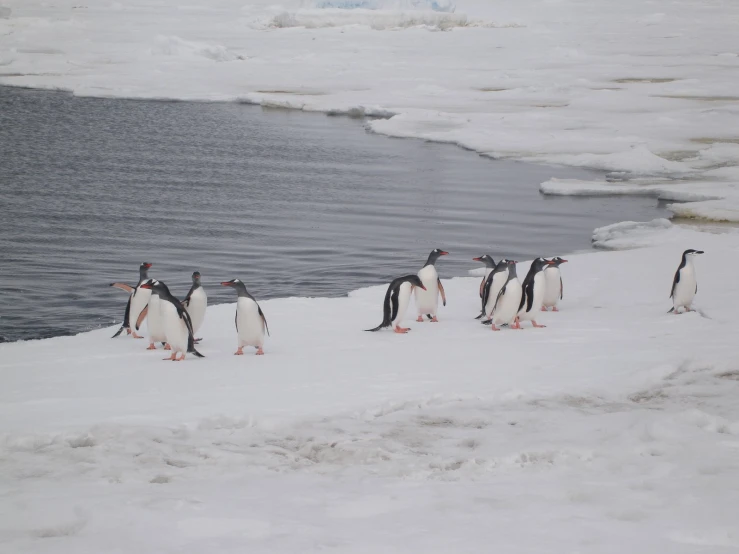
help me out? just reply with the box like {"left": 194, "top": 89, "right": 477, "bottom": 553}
{"left": 220, "top": 281, "right": 232, "bottom": 287}
{"left": 696, "top": 251, "right": 704, "bottom": 254}
{"left": 440, "top": 251, "right": 449, "bottom": 256}
{"left": 140, "top": 283, "right": 152, "bottom": 290}
{"left": 546, "top": 260, "right": 556, "bottom": 265}
{"left": 559, "top": 259, "right": 568, "bottom": 263}
{"left": 143, "top": 263, "right": 152, "bottom": 269}
{"left": 421, "top": 285, "right": 427, "bottom": 291}
{"left": 472, "top": 257, "right": 482, "bottom": 262}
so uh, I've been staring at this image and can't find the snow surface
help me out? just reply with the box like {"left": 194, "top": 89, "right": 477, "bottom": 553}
{"left": 2, "top": 0, "right": 739, "bottom": 216}
{"left": 3, "top": 225, "right": 739, "bottom": 552}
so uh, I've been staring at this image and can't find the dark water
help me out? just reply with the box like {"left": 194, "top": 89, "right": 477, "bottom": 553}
{"left": 0, "top": 86, "right": 667, "bottom": 342}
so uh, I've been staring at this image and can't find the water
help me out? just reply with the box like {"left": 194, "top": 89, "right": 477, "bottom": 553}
{"left": 0, "top": 86, "right": 667, "bottom": 342}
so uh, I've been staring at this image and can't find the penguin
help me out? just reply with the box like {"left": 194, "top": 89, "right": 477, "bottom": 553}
{"left": 489, "top": 260, "right": 522, "bottom": 331}
{"left": 479, "top": 258, "right": 511, "bottom": 322}
{"left": 139, "top": 280, "right": 203, "bottom": 361}
{"left": 135, "top": 279, "right": 168, "bottom": 350}
{"left": 221, "top": 279, "right": 269, "bottom": 355}
{"left": 517, "top": 257, "right": 556, "bottom": 328}
{"left": 472, "top": 254, "right": 496, "bottom": 298}
{"left": 669, "top": 249, "right": 704, "bottom": 313}
{"left": 182, "top": 271, "right": 207, "bottom": 341}
{"left": 414, "top": 249, "right": 449, "bottom": 322}
{"left": 542, "top": 257, "right": 568, "bottom": 312}
{"left": 110, "top": 262, "right": 152, "bottom": 338}
{"left": 366, "top": 275, "right": 427, "bottom": 333}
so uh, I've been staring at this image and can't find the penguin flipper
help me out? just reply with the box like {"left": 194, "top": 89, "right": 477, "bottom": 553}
{"left": 479, "top": 278, "right": 485, "bottom": 299}
{"left": 670, "top": 268, "right": 680, "bottom": 298}
{"left": 365, "top": 323, "right": 386, "bottom": 332}
{"left": 492, "top": 282, "right": 508, "bottom": 314}
{"left": 474, "top": 312, "right": 484, "bottom": 320}
{"left": 438, "top": 278, "right": 447, "bottom": 307}
{"left": 258, "top": 305, "right": 270, "bottom": 337}
{"left": 667, "top": 307, "right": 675, "bottom": 313}
{"left": 111, "top": 325, "right": 126, "bottom": 338}
{"left": 113, "top": 295, "right": 133, "bottom": 338}
{"left": 135, "top": 305, "right": 149, "bottom": 331}
{"left": 560, "top": 277, "right": 564, "bottom": 300}
{"left": 110, "top": 282, "right": 134, "bottom": 293}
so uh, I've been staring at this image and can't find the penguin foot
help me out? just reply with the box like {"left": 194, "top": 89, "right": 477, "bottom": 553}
{"left": 541, "top": 306, "right": 548, "bottom": 312}
{"left": 430, "top": 316, "right": 439, "bottom": 323}
{"left": 256, "top": 347, "right": 265, "bottom": 356}
{"left": 147, "top": 343, "right": 157, "bottom": 350}
{"left": 164, "top": 343, "right": 171, "bottom": 351}
{"left": 394, "top": 326, "right": 410, "bottom": 334}
{"left": 552, "top": 307, "right": 559, "bottom": 312}
{"left": 174, "top": 354, "right": 185, "bottom": 362}
{"left": 511, "top": 321, "right": 522, "bottom": 330}
{"left": 417, "top": 316, "right": 424, "bottom": 322}
{"left": 163, "top": 354, "right": 176, "bottom": 361}
{"left": 531, "top": 321, "right": 546, "bottom": 328}
{"left": 491, "top": 324, "right": 501, "bottom": 332}
{"left": 235, "top": 347, "right": 244, "bottom": 355}
{"left": 126, "top": 328, "right": 132, "bottom": 336}
{"left": 132, "top": 332, "right": 145, "bottom": 339}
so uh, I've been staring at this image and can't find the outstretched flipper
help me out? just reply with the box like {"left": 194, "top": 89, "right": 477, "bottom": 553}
{"left": 112, "top": 295, "right": 133, "bottom": 338}
{"left": 258, "top": 305, "right": 270, "bottom": 337}
{"left": 110, "top": 282, "right": 134, "bottom": 293}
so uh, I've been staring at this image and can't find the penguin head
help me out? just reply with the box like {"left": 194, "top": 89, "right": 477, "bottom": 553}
{"left": 406, "top": 275, "right": 427, "bottom": 291}
{"left": 684, "top": 249, "right": 704, "bottom": 257}
{"left": 425, "top": 248, "right": 449, "bottom": 265}
{"left": 472, "top": 254, "right": 495, "bottom": 267}
{"left": 221, "top": 279, "right": 240, "bottom": 288}
{"left": 532, "top": 257, "right": 554, "bottom": 272}
{"left": 550, "top": 257, "right": 568, "bottom": 267}
{"left": 140, "top": 279, "right": 165, "bottom": 296}
{"left": 221, "top": 279, "right": 248, "bottom": 295}
{"left": 192, "top": 271, "right": 202, "bottom": 284}
{"left": 140, "top": 262, "right": 152, "bottom": 270}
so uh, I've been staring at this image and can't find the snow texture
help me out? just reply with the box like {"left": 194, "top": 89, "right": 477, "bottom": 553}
{"left": 2, "top": 226, "right": 739, "bottom": 552}
{"left": 2, "top": 0, "right": 739, "bottom": 216}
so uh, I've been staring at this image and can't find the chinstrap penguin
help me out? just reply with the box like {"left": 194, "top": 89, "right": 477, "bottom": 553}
{"left": 222, "top": 279, "right": 270, "bottom": 355}
{"left": 472, "top": 254, "right": 496, "bottom": 299}
{"left": 414, "top": 249, "right": 448, "bottom": 322}
{"left": 517, "top": 257, "right": 556, "bottom": 328}
{"left": 366, "top": 275, "right": 426, "bottom": 333}
{"left": 182, "top": 271, "right": 207, "bottom": 342}
{"left": 542, "top": 257, "right": 567, "bottom": 312}
{"left": 669, "top": 249, "right": 704, "bottom": 313}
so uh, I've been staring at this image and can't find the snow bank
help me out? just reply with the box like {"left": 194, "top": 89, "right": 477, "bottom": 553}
{"left": 151, "top": 36, "right": 243, "bottom": 62}
{"left": 2, "top": 226, "right": 739, "bottom": 551}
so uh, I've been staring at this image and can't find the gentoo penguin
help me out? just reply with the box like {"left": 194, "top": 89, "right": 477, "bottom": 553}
{"left": 366, "top": 275, "right": 427, "bottom": 333}
{"left": 221, "top": 279, "right": 269, "bottom": 355}
{"left": 182, "top": 271, "right": 207, "bottom": 341}
{"left": 110, "top": 262, "right": 152, "bottom": 338}
{"left": 472, "top": 254, "right": 496, "bottom": 298}
{"left": 136, "top": 279, "right": 168, "bottom": 350}
{"left": 517, "top": 257, "right": 556, "bottom": 328}
{"left": 139, "top": 280, "right": 203, "bottom": 361}
{"left": 669, "top": 249, "right": 704, "bottom": 313}
{"left": 489, "top": 260, "right": 522, "bottom": 331}
{"left": 414, "top": 249, "right": 449, "bottom": 322}
{"left": 542, "top": 257, "right": 568, "bottom": 312}
{"left": 479, "top": 258, "right": 511, "bottom": 322}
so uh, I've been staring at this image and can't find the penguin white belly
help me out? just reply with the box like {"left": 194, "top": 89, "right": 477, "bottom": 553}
{"left": 392, "top": 281, "right": 413, "bottom": 327}
{"left": 161, "top": 301, "right": 189, "bottom": 354}
{"left": 518, "top": 272, "right": 546, "bottom": 321}
{"left": 414, "top": 265, "right": 439, "bottom": 315}
{"left": 236, "top": 297, "right": 265, "bottom": 347}
{"left": 130, "top": 287, "right": 152, "bottom": 329}
{"left": 673, "top": 265, "right": 696, "bottom": 309}
{"left": 484, "top": 271, "right": 508, "bottom": 317}
{"left": 147, "top": 295, "right": 167, "bottom": 343}
{"left": 493, "top": 280, "right": 522, "bottom": 325}
{"left": 542, "top": 268, "right": 561, "bottom": 308}
{"left": 185, "top": 287, "right": 207, "bottom": 334}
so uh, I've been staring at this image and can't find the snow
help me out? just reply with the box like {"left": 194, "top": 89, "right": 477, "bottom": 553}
{"left": 3, "top": 225, "right": 739, "bottom": 552}
{"left": 1, "top": 0, "right": 739, "bottom": 214}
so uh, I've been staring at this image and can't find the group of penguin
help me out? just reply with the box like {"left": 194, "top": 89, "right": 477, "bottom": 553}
{"left": 110, "top": 248, "right": 704, "bottom": 361}
{"left": 367, "top": 247, "right": 704, "bottom": 334}
{"left": 366, "top": 249, "right": 568, "bottom": 334}
{"left": 110, "top": 264, "right": 268, "bottom": 361}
